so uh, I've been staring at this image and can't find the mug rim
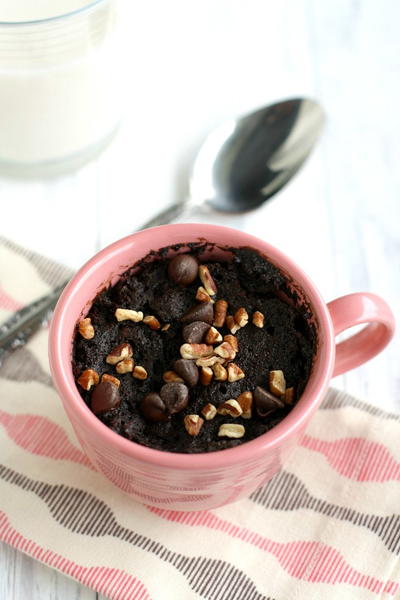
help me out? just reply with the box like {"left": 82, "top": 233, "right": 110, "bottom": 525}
{"left": 49, "top": 224, "right": 335, "bottom": 470}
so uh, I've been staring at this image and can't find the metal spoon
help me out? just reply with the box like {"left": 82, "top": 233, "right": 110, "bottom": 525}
{"left": 142, "top": 97, "right": 324, "bottom": 226}
{"left": 0, "top": 97, "right": 324, "bottom": 359}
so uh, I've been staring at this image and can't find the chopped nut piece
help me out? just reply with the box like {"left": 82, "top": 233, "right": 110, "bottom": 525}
{"left": 184, "top": 414, "right": 204, "bottom": 436}
{"left": 115, "top": 308, "right": 143, "bottom": 322}
{"left": 196, "top": 286, "right": 215, "bottom": 303}
{"left": 214, "top": 341, "right": 236, "bottom": 360}
{"left": 195, "top": 355, "right": 225, "bottom": 368}
{"left": 252, "top": 311, "right": 265, "bottom": 328}
{"left": 115, "top": 358, "right": 134, "bottom": 374}
{"left": 161, "top": 323, "right": 171, "bottom": 332}
{"left": 163, "top": 370, "right": 184, "bottom": 383}
{"left": 77, "top": 368, "right": 99, "bottom": 390}
{"left": 213, "top": 299, "right": 228, "bottom": 327}
{"left": 205, "top": 326, "right": 223, "bottom": 345}
{"left": 223, "top": 334, "right": 238, "bottom": 353}
{"left": 180, "top": 343, "right": 214, "bottom": 359}
{"left": 284, "top": 387, "right": 295, "bottom": 405}
{"left": 201, "top": 403, "right": 217, "bottom": 420}
{"left": 218, "top": 424, "right": 245, "bottom": 438}
{"left": 143, "top": 315, "right": 161, "bottom": 330}
{"left": 78, "top": 317, "right": 95, "bottom": 340}
{"left": 217, "top": 399, "right": 243, "bottom": 417}
{"left": 133, "top": 366, "right": 148, "bottom": 380}
{"left": 237, "top": 391, "right": 253, "bottom": 419}
{"left": 269, "top": 370, "right": 286, "bottom": 397}
{"left": 200, "top": 366, "right": 213, "bottom": 385}
{"left": 198, "top": 265, "right": 217, "bottom": 296}
{"left": 234, "top": 307, "right": 249, "bottom": 328}
{"left": 212, "top": 362, "right": 228, "bottom": 381}
{"left": 101, "top": 373, "right": 120, "bottom": 388}
{"left": 106, "top": 342, "right": 133, "bottom": 365}
{"left": 227, "top": 363, "right": 245, "bottom": 382}
{"left": 225, "top": 315, "right": 241, "bottom": 334}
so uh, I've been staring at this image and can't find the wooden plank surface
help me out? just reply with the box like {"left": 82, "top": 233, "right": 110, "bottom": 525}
{"left": 1, "top": 1, "right": 399, "bottom": 598}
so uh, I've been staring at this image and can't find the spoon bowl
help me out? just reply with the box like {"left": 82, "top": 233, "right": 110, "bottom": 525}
{"left": 191, "top": 98, "right": 325, "bottom": 212}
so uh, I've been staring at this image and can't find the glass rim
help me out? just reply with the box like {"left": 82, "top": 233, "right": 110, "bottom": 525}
{"left": 0, "top": 0, "right": 108, "bottom": 27}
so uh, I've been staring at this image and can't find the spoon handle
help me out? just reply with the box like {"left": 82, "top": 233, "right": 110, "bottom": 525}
{"left": 0, "top": 203, "right": 189, "bottom": 362}
{"left": 0, "top": 281, "right": 69, "bottom": 365}
{"left": 139, "top": 202, "right": 188, "bottom": 230}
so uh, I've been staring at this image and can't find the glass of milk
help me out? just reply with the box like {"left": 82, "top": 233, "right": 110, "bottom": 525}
{"left": 0, "top": 0, "right": 119, "bottom": 177}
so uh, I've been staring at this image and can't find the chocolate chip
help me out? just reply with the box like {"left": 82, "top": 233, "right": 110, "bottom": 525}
{"left": 160, "top": 382, "right": 189, "bottom": 414}
{"left": 173, "top": 359, "right": 199, "bottom": 387}
{"left": 181, "top": 302, "right": 214, "bottom": 325}
{"left": 91, "top": 381, "right": 121, "bottom": 415}
{"left": 140, "top": 392, "right": 169, "bottom": 422}
{"left": 182, "top": 320, "right": 210, "bottom": 343}
{"left": 254, "top": 386, "right": 285, "bottom": 417}
{"left": 168, "top": 254, "right": 198, "bottom": 285}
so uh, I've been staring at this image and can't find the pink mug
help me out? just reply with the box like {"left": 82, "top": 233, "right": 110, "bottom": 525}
{"left": 48, "top": 224, "right": 395, "bottom": 511}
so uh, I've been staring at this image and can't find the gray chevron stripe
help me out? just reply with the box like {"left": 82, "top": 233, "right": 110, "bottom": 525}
{"left": 0, "top": 346, "right": 53, "bottom": 387}
{"left": 321, "top": 389, "right": 400, "bottom": 422}
{"left": 0, "top": 465, "right": 273, "bottom": 600}
{"left": 250, "top": 470, "right": 400, "bottom": 554}
{"left": 0, "top": 236, "right": 73, "bottom": 288}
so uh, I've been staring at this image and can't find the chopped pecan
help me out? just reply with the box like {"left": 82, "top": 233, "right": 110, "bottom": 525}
{"left": 213, "top": 299, "right": 228, "bottom": 327}
{"left": 200, "top": 366, "right": 213, "bottom": 385}
{"left": 77, "top": 368, "right": 99, "bottom": 390}
{"left": 234, "top": 307, "right": 249, "bottom": 328}
{"left": 269, "top": 370, "right": 286, "bottom": 397}
{"left": 184, "top": 414, "right": 204, "bottom": 436}
{"left": 78, "top": 318, "right": 95, "bottom": 340}
{"left": 180, "top": 343, "right": 214, "bottom": 359}
{"left": 218, "top": 424, "right": 245, "bottom": 438}
{"left": 163, "top": 370, "right": 184, "bottom": 383}
{"left": 252, "top": 311, "right": 265, "bottom": 328}
{"left": 198, "top": 265, "right": 217, "bottom": 296}
{"left": 201, "top": 403, "right": 217, "bottom": 420}
{"left": 115, "top": 308, "right": 143, "bottom": 322}
{"left": 115, "top": 358, "right": 134, "bottom": 374}
{"left": 101, "top": 373, "right": 120, "bottom": 388}
{"left": 217, "top": 399, "right": 243, "bottom": 417}
{"left": 205, "top": 326, "right": 223, "bottom": 345}
{"left": 106, "top": 343, "right": 133, "bottom": 365}
{"left": 132, "top": 366, "right": 148, "bottom": 380}
{"left": 143, "top": 315, "right": 161, "bottom": 330}
{"left": 236, "top": 391, "right": 253, "bottom": 419}
{"left": 227, "top": 363, "right": 245, "bottom": 382}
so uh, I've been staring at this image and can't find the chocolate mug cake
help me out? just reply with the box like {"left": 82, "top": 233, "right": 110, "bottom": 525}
{"left": 72, "top": 244, "right": 316, "bottom": 453}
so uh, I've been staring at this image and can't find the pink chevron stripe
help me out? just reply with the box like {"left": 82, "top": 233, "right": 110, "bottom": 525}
{"left": 0, "top": 511, "right": 152, "bottom": 600}
{"left": 0, "top": 409, "right": 211, "bottom": 505}
{"left": 0, "top": 410, "right": 93, "bottom": 469}
{"left": 301, "top": 435, "right": 400, "bottom": 482}
{"left": 148, "top": 507, "right": 399, "bottom": 595}
{"left": 0, "top": 286, "right": 23, "bottom": 311}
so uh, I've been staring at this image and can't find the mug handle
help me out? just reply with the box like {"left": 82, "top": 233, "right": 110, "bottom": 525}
{"left": 327, "top": 293, "right": 395, "bottom": 377}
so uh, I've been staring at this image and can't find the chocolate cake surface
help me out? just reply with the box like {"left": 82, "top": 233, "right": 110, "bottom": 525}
{"left": 72, "top": 244, "right": 316, "bottom": 453}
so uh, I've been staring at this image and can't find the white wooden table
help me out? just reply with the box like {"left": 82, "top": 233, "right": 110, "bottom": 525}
{"left": 1, "top": 1, "right": 399, "bottom": 598}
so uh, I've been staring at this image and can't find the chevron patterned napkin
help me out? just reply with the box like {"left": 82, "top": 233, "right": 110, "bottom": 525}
{"left": 0, "top": 236, "right": 399, "bottom": 600}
